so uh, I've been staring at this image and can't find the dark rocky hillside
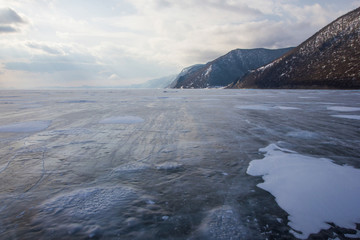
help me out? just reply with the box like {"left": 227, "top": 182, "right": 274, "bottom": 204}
{"left": 168, "top": 64, "right": 205, "bottom": 88}
{"left": 229, "top": 7, "right": 360, "bottom": 89}
{"left": 170, "top": 48, "right": 293, "bottom": 88}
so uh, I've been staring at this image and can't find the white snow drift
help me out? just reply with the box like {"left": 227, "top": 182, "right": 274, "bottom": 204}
{"left": 247, "top": 144, "right": 360, "bottom": 239}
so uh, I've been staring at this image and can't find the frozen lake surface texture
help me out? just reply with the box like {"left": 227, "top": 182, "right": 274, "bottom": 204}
{"left": 0, "top": 89, "right": 359, "bottom": 240}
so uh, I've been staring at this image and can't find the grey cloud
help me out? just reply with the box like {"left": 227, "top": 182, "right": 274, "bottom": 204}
{"left": 204, "top": 1, "right": 263, "bottom": 15}
{"left": 5, "top": 62, "right": 78, "bottom": 73}
{"left": 27, "top": 43, "right": 62, "bottom": 55}
{"left": 152, "top": 0, "right": 263, "bottom": 16}
{"left": 0, "top": 8, "right": 26, "bottom": 33}
{"left": 0, "top": 8, "right": 25, "bottom": 24}
{"left": 0, "top": 25, "right": 17, "bottom": 33}
{"left": 154, "top": 0, "right": 172, "bottom": 9}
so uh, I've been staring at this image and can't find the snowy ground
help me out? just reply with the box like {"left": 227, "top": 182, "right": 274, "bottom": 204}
{"left": 0, "top": 89, "right": 359, "bottom": 239}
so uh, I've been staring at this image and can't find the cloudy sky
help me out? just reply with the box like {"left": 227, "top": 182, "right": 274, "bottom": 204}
{"left": 0, "top": 0, "right": 359, "bottom": 89}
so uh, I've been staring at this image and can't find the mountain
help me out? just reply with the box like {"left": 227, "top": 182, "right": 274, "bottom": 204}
{"left": 229, "top": 7, "right": 360, "bottom": 89}
{"left": 126, "top": 75, "right": 177, "bottom": 89}
{"left": 170, "top": 48, "right": 293, "bottom": 89}
{"left": 168, "top": 64, "right": 205, "bottom": 88}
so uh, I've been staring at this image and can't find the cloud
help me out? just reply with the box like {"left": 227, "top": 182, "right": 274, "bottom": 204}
{"left": 4, "top": 61, "right": 101, "bottom": 73}
{"left": 0, "top": 8, "right": 25, "bottom": 24}
{"left": 4, "top": 52, "right": 101, "bottom": 73}
{"left": 26, "top": 42, "right": 63, "bottom": 55}
{"left": 0, "top": 25, "right": 17, "bottom": 33}
{"left": 0, "top": 0, "right": 358, "bottom": 89}
{"left": 151, "top": 0, "right": 263, "bottom": 15}
{"left": 0, "top": 8, "right": 26, "bottom": 33}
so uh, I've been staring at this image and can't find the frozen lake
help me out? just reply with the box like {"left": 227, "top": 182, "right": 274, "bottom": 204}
{"left": 0, "top": 89, "right": 359, "bottom": 239}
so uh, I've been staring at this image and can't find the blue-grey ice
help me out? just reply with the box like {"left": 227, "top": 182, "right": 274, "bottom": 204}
{"left": 0, "top": 89, "right": 359, "bottom": 240}
{"left": 0, "top": 120, "right": 51, "bottom": 132}
{"left": 99, "top": 116, "right": 144, "bottom": 124}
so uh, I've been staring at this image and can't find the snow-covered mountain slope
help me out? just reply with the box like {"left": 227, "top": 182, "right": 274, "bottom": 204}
{"left": 229, "top": 7, "right": 360, "bottom": 89}
{"left": 168, "top": 64, "right": 205, "bottom": 88}
{"left": 171, "top": 48, "right": 293, "bottom": 89}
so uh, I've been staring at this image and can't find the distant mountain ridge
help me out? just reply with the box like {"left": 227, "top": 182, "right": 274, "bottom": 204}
{"left": 170, "top": 47, "right": 293, "bottom": 88}
{"left": 229, "top": 7, "right": 360, "bottom": 89}
{"left": 128, "top": 75, "right": 176, "bottom": 89}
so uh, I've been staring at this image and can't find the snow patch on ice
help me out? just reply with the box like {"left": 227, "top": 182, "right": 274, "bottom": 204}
{"left": 236, "top": 105, "right": 271, "bottom": 111}
{"left": 99, "top": 116, "right": 144, "bottom": 124}
{"left": 298, "top": 96, "right": 318, "bottom": 99}
{"left": 327, "top": 106, "right": 360, "bottom": 112}
{"left": 247, "top": 144, "right": 360, "bottom": 239}
{"left": 0, "top": 120, "right": 51, "bottom": 133}
{"left": 274, "top": 106, "right": 300, "bottom": 110}
{"left": 331, "top": 115, "right": 360, "bottom": 120}
{"left": 236, "top": 105, "right": 299, "bottom": 111}
{"left": 156, "top": 162, "right": 183, "bottom": 171}
{"left": 286, "top": 130, "right": 319, "bottom": 139}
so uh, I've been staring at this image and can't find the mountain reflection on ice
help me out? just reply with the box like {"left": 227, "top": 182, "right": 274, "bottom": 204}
{"left": 0, "top": 89, "right": 359, "bottom": 240}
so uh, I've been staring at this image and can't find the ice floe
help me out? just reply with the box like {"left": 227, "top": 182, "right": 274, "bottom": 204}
{"left": 247, "top": 144, "right": 360, "bottom": 239}
{"left": 99, "top": 116, "right": 144, "bottom": 124}
{"left": 0, "top": 120, "right": 51, "bottom": 133}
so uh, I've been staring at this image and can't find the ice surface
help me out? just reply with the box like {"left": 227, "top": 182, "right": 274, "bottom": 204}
{"left": 247, "top": 144, "right": 360, "bottom": 239}
{"left": 99, "top": 116, "right": 144, "bottom": 124}
{"left": 0, "top": 120, "right": 51, "bottom": 132}
{"left": 34, "top": 186, "right": 138, "bottom": 237}
{"left": 111, "top": 162, "right": 149, "bottom": 173}
{"left": 0, "top": 89, "right": 359, "bottom": 239}
{"left": 327, "top": 106, "right": 360, "bottom": 112}
{"left": 200, "top": 206, "right": 249, "bottom": 239}
{"left": 39, "top": 186, "right": 137, "bottom": 219}
{"left": 57, "top": 100, "right": 96, "bottom": 103}
{"left": 331, "top": 115, "right": 360, "bottom": 120}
